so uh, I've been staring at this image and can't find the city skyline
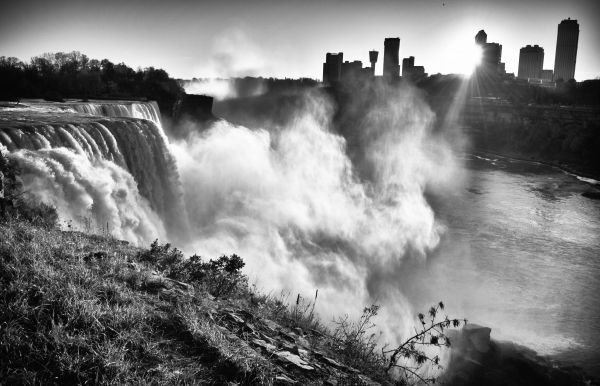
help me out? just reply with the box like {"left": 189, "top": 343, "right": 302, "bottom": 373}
{"left": 0, "top": 0, "right": 599, "bottom": 81}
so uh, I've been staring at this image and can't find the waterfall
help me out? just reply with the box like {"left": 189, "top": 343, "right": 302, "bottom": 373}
{"left": 64, "top": 101, "right": 163, "bottom": 128}
{"left": 0, "top": 101, "right": 188, "bottom": 244}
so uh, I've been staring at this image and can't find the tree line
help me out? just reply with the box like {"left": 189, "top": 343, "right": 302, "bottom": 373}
{"left": 0, "top": 51, "right": 184, "bottom": 115}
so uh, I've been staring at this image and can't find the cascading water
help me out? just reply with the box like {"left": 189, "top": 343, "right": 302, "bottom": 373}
{"left": 63, "top": 101, "right": 164, "bottom": 130}
{"left": 0, "top": 101, "right": 187, "bottom": 244}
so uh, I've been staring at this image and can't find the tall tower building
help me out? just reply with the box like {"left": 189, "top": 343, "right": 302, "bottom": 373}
{"left": 401, "top": 56, "right": 414, "bottom": 77}
{"left": 383, "top": 38, "right": 400, "bottom": 81}
{"left": 474, "top": 29, "right": 505, "bottom": 75}
{"left": 553, "top": 18, "right": 579, "bottom": 81}
{"left": 483, "top": 43, "right": 502, "bottom": 66}
{"left": 322, "top": 53, "right": 343, "bottom": 83}
{"left": 475, "top": 30, "right": 487, "bottom": 45}
{"left": 518, "top": 45, "right": 544, "bottom": 79}
{"left": 369, "top": 50, "right": 378, "bottom": 76}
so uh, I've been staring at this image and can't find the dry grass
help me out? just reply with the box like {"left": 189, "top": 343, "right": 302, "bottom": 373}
{"left": 0, "top": 219, "right": 276, "bottom": 385}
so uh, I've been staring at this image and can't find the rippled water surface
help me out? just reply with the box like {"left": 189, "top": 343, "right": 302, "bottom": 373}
{"left": 408, "top": 154, "right": 600, "bottom": 376}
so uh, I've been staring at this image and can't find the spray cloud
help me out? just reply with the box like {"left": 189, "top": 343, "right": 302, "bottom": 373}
{"left": 172, "top": 85, "right": 462, "bottom": 344}
{"left": 185, "top": 29, "right": 269, "bottom": 100}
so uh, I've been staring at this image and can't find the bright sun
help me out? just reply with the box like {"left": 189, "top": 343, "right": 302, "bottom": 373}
{"left": 463, "top": 43, "right": 483, "bottom": 76}
{"left": 442, "top": 39, "right": 483, "bottom": 77}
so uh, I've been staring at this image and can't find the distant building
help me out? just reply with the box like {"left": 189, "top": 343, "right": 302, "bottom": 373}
{"left": 540, "top": 69, "right": 554, "bottom": 81}
{"left": 322, "top": 49, "right": 378, "bottom": 84}
{"left": 383, "top": 38, "right": 400, "bottom": 81}
{"left": 411, "top": 66, "right": 426, "bottom": 79}
{"left": 322, "top": 53, "right": 343, "bottom": 83}
{"left": 498, "top": 62, "right": 506, "bottom": 74}
{"left": 401, "top": 56, "right": 414, "bottom": 77}
{"left": 553, "top": 18, "right": 579, "bottom": 81}
{"left": 483, "top": 43, "right": 502, "bottom": 66}
{"left": 402, "top": 56, "right": 426, "bottom": 80}
{"left": 341, "top": 60, "right": 363, "bottom": 82}
{"left": 475, "top": 30, "right": 505, "bottom": 75}
{"left": 526, "top": 78, "right": 556, "bottom": 88}
{"left": 518, "top": 45, "right": 544, "bottom": 80}
{"left": 475, "top": 30, "right": 487, "bottom": 45}
{"left": 369, "top": 50, "right": 378, "bottom": 76}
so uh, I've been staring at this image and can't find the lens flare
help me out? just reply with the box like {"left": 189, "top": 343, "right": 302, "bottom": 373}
{"left": 465, "top": 43, "right": 483, "bottom": 76}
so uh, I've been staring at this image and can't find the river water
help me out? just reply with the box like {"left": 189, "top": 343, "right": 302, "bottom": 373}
{"left": 402, "top": 154, "right": 600, "bottom": 376}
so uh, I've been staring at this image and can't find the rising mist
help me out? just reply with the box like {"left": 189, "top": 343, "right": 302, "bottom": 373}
{"left": 172, "top": 84, "right": 463, "bottom": 346}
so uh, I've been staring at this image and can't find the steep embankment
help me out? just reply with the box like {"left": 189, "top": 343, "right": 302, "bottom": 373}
{"left": 0, "top": 219, "right": 394, "bottom": 385}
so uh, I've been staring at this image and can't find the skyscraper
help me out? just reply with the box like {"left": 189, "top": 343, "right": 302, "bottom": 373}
{"left": 518, "top": 45, "right": 544, "bottom": 79}
{"left": 475, "top": 30, "right": 487, "bottom": 45}
{"left": 322, "top": 53, "right": 343, "bottom": 83}
{"left": 553, "top": 18, "right": 579, "bottom": 81}
{"left": 474, "top": 29, "right": 505, "bottom": 75}
{"left": 383, "top": 38, "right": 400, "bottom": 81}
{"left": 402, "top": 56, "right": 415, "bottom": 78}
{"left": 483, "top": 43, "right": 502, "bottom": 67}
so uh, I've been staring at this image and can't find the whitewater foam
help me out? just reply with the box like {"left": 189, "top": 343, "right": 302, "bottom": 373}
{"left": 0, "top": 101, "right": 187, "bottom": 244}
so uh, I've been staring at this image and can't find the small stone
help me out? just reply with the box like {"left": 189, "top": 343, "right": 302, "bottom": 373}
{"left": 291, "top": 345, "right": 309, "bottom": 358}
{"left": 279, "top": 341, "right": 296, "bottom": 353}
{"left": 225, "top": 312, "right": 245, "bottom": 325}
{"left": 318, "top": 355, "right": 347, "bottom": 370}
{"left": 279, "top": 330, "right": 296, "bottom": 344}
{"left": 274, "top": 374, "right": 296, "bottom": 384}
{"left": 262, "top": 319, "right": 280, "bottom": 333}
{"left": 252, "top": 338, "right": 276, "bottom": 353}
{"left": 238, "top": 309, "right": 255, "bottom": 321}
{"left": 324, "top": 377, "right": 338, "bottom": 386}
{"left": 274, "top": 350, "right": 314, "bottom": 371}
{"left": 295, "top": 335, "right": 310, "bottom": 349}
{"left": 243, "top": 322, "right": 256, "bottom": 334}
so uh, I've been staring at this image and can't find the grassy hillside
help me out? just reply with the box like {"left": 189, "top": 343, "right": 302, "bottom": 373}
{"left": 3, "top": 217, "right": 597, "bottom": 386}
{"left": 0, "top": 218, "right": 411, "bottom": 385}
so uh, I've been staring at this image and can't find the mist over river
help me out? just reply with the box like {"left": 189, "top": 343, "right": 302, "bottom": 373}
{"left": 409, "top": 154, "right": 600, "bottom": 376}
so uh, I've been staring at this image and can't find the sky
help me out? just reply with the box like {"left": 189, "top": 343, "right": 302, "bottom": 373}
{"left": 1, "top": 0, "right": 599, "bottom": 80}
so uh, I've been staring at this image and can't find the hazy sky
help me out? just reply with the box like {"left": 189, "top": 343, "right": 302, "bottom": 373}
{"left": 1, "top": 0, "right": 599, "bottom": 80}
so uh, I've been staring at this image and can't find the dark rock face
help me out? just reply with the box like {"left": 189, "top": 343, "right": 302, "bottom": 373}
{"left": 442, "top": 325, "right": 596, "bottom": 386}
{"left": 168, "top": 93, "right": 216, "bottom": 138}
{"left": 173, "top": 94, "right": 214, "bottom": 122}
